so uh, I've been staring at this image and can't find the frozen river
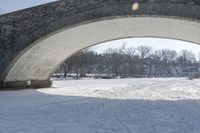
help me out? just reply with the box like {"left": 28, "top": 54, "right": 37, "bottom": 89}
{"left": 1, "top": 78, "right": 200, "bottom": 133}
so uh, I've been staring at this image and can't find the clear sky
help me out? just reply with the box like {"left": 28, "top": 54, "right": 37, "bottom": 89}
{"left": 1, "top": 1, "right": 200, "bottom": 57}
{"left": 0, "top": 0, "right": 57, "bottom": 14}
{"left": 92, "top": 38, "right": 200, "bottom": 56}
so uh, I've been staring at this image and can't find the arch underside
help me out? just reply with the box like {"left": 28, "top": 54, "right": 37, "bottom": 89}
{"left": 3, "top": 16, "right": 200, "bottom": 88}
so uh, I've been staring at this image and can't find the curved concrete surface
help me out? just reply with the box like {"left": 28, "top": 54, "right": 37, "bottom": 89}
{"left": 0, "top": 0, "right": 200, "bottom": 88}
{"left": 4, "top": 17, "right": 200, "bottom": 84}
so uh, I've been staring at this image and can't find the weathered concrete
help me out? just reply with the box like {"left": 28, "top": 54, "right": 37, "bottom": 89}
{"left": 0, "top": 80, "right": 52, "bottom": 89}
{"left": 4, "top": 17, "right": 200, "bottom": 82}
{"left": 0, "top": 0, "right": 200, "bottom": 88}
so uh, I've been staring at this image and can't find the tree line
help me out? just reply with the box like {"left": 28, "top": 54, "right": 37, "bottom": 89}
{"left": 54, "top": 45, "right": 200, "bottom": 78}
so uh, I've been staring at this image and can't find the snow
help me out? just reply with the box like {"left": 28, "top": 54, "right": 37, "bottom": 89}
{"left": 1, "top": 78, "right": 200, "bottom": 132}
{"left": 42, "top": 78, "right": 200, "bottom": 100}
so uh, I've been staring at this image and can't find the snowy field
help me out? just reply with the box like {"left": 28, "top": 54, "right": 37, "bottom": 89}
{"left": 1, "top": 78, "right": 200, "bottom": 133}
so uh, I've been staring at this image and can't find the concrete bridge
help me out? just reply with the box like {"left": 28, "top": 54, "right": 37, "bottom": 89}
{"left": 0, "top": 0, "right": 200, "bottom": 89}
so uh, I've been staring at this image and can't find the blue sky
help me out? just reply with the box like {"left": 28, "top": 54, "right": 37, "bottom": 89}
{"left": 92, "top": 38, "right": 200, "bottom": 56}
{"left": 0, "top": 0, "right": 57, "bottom": 13}
{"left": 0, "top": 0, "right": 200, "bottom": 56}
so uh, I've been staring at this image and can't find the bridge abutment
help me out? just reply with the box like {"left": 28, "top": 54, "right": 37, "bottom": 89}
{"left": 0, "top": 0, "right": 199, "bottom": 89}
{"left": 0, "top": 80, "right": 52, "bottom": 89}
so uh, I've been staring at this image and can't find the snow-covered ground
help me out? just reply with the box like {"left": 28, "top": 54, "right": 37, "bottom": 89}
{"left": 1, "top": 78, "right": 200, "bottom": 133}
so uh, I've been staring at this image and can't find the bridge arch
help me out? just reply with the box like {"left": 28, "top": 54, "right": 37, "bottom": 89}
{"left": 0, "top": 0, "right": 200, "bottom": 88}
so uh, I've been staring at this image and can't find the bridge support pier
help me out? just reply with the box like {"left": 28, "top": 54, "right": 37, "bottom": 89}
{"left": 0, "top": 80, "right": 52, "bottom": 89}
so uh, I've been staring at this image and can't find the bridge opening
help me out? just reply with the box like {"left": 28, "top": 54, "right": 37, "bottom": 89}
{"left": 52, "top": 37, "right": 200, "bottom": 87}
{"left": 1, "top": 1, "right": 200, "bottom": 132}
{"left": 1, "top": 16, "right": 200, "bottom": 89}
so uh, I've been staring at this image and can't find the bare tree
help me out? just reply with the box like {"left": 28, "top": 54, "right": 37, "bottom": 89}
{"left": 150, "top": 50, "right": 162, "bottom": 76}
{"left": 197, "top": 52, "right": 200, "bottom": 62}
{"left": 56, "top": 45, "right": 200, "bottom": 79}
{"left": 126, "top": 47, "right": 136, "bottom": 57}
{"left": 124, "top": 48, "right": 138, "bottom": 74}
{"left": 177, "top": 50, "right": 197, "bottom": 65}
{"left": 137, "top": 45, "right": 153, "bottom": 74}
{"left": 137, "top": 45, "right": 153, "bottom": 60}
{"left": 104, "top": 48, "right": 124, "bottom": 76}
{"left": 159, "top": 49, "right": 177, "bottom": 64}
